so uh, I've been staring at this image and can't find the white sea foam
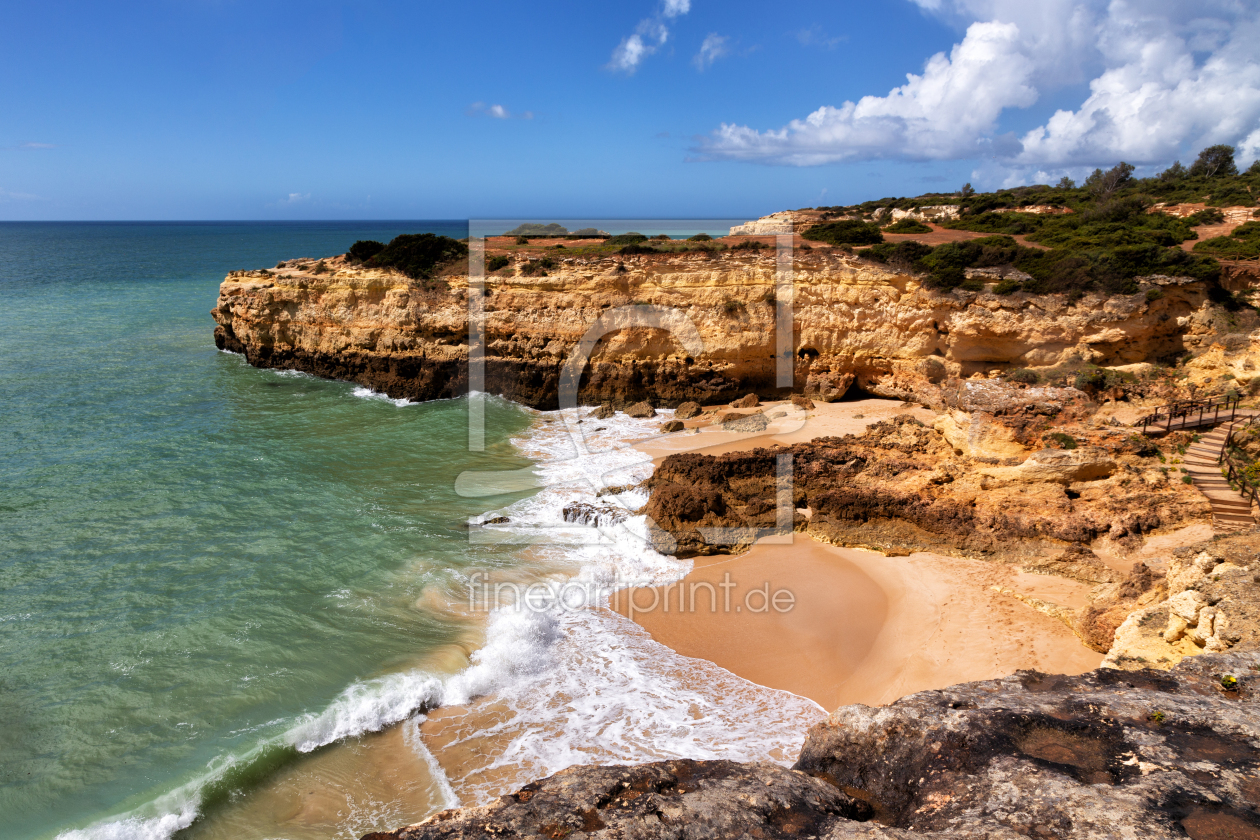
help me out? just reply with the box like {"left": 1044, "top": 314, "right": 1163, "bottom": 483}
{"left": 62, "top": 403, "right": 822, "bottom": 840}
{"left": 425, "top": 406, "right": 827, "bottom": 803}
{"left": 351, "top": 385, "right": 415, "bottom": 406}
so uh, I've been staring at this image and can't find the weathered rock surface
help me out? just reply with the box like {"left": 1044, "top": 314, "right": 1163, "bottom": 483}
{"left": 659, "top": 419, "right": 684, "bottom": 433}
{"left": 366, "top": 653, "right": 1260, "bottom": 840}
{"left": 1102, "top": 530, "right": 1260, "bottom": 670}
{"left": 674, "top": 401, "right": 701, "bottom": 420}
{"left": 643, "top": 414, "right": 1208, "bottom": 559}
{"left": 212, "top": 247, "right": 1250, "bottom": 410}
{"left": 624, "top": 401, "right": 656, "bottom": 418}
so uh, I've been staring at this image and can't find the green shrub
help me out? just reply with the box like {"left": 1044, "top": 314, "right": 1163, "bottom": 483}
{"left": 363, "top": 234, "right": 468, "bottom": 280}
{"left": 688, "top": 233, "right": 713, "bottom": 241}
{"left": 1008, "top": 368, "right": 1040, "bottom": 384}
{"left": 519, "top": 256, "right": 556, "bottom": 277}
{"left": 801, "top": 220, "right": 885, "bottom": 246}
{"left": 1145, "top": 287, "right": 1165, "bottom": 302}
{"left": 959, "top": 278, "right": 985, "bottom": 292}
{"left": 347, "top": 240, "right": 385, "bottom": 263}
{"left": 1044, "top": 432, "right": 1078, "bottom": 450}
{"left": 312, "top": 260, "right": 328, "bottom": 275}
{"left": 608, "top": 233, "right": 648, "bottom": 247}
{"left": 651, "top": 234, "right": 671, "bottom": 241}
{"left": 883, "top": 218, "right": 933, "bottom": 234}
{"left": 1194, "top": 223, "right": 1260, "bottom": 258}
{"left": 721, "top": 299, "right": 745, "bottom": 316}
{"left": 515, "top": 235, "right": 530, "bottom": 245}
{"left": 730, "top": 240, "right": 771, "bottom": 250}
{"left": 1188, "top": 207, "right": 1225, "bottom": 225}
{"left": 486, "top": 255, "right": 510, "bottom": 272}
{"left": 993, "top": 277, "right": 1022, "bottom": 295}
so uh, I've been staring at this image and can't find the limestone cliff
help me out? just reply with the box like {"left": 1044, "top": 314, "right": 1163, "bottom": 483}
{"left": 213, "top": 248, "right": 1244, "bottom": 410}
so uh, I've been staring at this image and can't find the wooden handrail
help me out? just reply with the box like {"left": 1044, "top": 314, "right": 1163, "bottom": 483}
{"left": 1220, "top": 416, "right": 1259, "bottom": 509}
{"left": 1138, "top": 393, "right": 1241, "bottom": 433}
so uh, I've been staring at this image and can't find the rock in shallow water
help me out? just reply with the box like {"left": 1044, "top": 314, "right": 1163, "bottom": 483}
{"left": 366, "top": 652, "right": 1260, "bottom": 839}
{"left": 624, "top": 401, "right": 657, "bottom": 418}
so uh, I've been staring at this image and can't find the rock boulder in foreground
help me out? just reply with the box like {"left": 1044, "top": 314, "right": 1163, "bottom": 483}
{"left": 366, "top": 652, "right": 1260, "bottom": 839}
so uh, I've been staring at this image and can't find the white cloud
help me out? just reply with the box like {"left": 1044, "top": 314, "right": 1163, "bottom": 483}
{"left": 699, "top": 0, "right": 1260, "bottom": 171}
{"left": 283, "top": 193, "right": 310, "bottom": 204}
{"left": 607, "top": 0, "right": 693, "bottom": 74}
{"left": 468, "top": 102, "right": 532, "bottom": 120}
{"left": 699, "top": 21, "right": 1036, "bottom": 165}
{"left": 21, "top": 142, "right": 55, "bottom": 150}
{"left": 693, "top": 34, "right": 729, "bottom": 71}
{"left": 662, "top": 0, "right": 690, "bottom": 18}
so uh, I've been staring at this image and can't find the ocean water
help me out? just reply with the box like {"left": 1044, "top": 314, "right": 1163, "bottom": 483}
{"left": 0, "top": 221, "right": 823, "bottom": 840}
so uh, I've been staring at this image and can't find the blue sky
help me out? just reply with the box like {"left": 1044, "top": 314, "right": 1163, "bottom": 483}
{"left": 2, "top": 0, "right": 1258, "bottom": 220}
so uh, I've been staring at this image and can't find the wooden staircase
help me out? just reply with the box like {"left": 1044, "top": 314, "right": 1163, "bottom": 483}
{"left": 1180, "top": 413, "right": 1259, "bottom": 532}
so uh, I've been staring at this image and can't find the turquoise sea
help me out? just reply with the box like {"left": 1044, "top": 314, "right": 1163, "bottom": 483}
{"left": 0, "top": 220, "right": 822, "bottom": 840}
{"left": 0, "top": 222, "right": 541, "bottom": 840}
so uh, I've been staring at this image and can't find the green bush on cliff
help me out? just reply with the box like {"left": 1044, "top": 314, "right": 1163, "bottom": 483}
{"left": 801, "top": 220, "right": 884, "bottom": 246}
{"left": 486, "top": 255, "right": 510, "bottom": 272}
{"left": 346, "top": 240, "right": 385, "bottom": 263}
{"left": 882, "top": 218, "right": 932, "bottom": 234}
{"left": 362, "top": 233, "right": 469, "bottom": 280}
{"left": 607, "top": 233, "right": 648, "bottom": 247}
{"left": 1194, "top": 221, "right": 1260, "bottom": 259}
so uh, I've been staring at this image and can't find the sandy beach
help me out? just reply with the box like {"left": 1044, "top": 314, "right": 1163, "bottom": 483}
{"left": 620, "top": 396, "right": 1104, "bottom": 710}
{"left": 612, "top": 538, "right": 1102, "bottom": 711}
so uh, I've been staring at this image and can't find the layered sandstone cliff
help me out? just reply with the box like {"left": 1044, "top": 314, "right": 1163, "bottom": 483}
{"left": 213, "top": 248, "right": 1245, "bottom": 410}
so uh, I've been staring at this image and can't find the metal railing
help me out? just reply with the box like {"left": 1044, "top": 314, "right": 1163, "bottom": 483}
{"left": 1138, "top": 393, "right": 1242, "bottom": 434}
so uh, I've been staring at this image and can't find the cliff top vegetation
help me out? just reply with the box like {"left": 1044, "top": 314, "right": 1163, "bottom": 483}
{"left": 805, "top": 145, "right": 1260, "bottom": 299}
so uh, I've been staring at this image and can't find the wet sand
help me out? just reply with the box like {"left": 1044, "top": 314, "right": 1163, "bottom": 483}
{"left": 615, "top": 539, "right": 1103, "bottom": 710}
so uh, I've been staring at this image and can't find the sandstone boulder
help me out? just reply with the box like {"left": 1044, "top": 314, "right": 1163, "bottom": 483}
{"left": 805, "top": 371, "right": 854, "bottom": 403}
{"left": 589, "top": 403, "right": 615, "bottom": 420}
{"left": 674, "top": 401, "right": 701, "bottom": 419}
{"left": 731, "top": 393, "right": 760, "bottom": 408}
{"left": 791, "top": 394, "right": 815, "bottom": 410}
{"left": 659, "top": 420, "right": 684, "bottom": 433}
{"left": 624, "top": 401, "right": 656, "bottom": 418}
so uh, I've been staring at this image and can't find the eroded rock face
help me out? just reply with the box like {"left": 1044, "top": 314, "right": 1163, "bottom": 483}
{"left": 213, "top": 248, "right": 1237, "bottom": 410}
{"left": 1102, "top": 531, "right": 1260, "bottom": 670}
{"left": 366, "top": 653, "right": 1260, "bottom": 840}
{"left": 642, "top": 415, "right": 1208, "bottom": 559}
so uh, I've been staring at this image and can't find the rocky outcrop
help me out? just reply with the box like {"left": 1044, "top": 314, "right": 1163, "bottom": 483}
{"left": 212, "top": 247, "right": 1245, "bottom": 411}
{"left": 1101, "top": 530, "right": 1260, "bottom": 670}
{"left": 367, "top": 652, "right": 1260, "bottom": 840}
{"left": 642, "top": 413, "right": 1209, "bottom": 559}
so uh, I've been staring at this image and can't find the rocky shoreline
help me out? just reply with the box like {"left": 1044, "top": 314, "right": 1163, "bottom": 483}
{"left": 369, "top": 652, "right": 1260, "bottom": 839}
{"left": 213, "top": 238, "right": 1260, "bottom": 840}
